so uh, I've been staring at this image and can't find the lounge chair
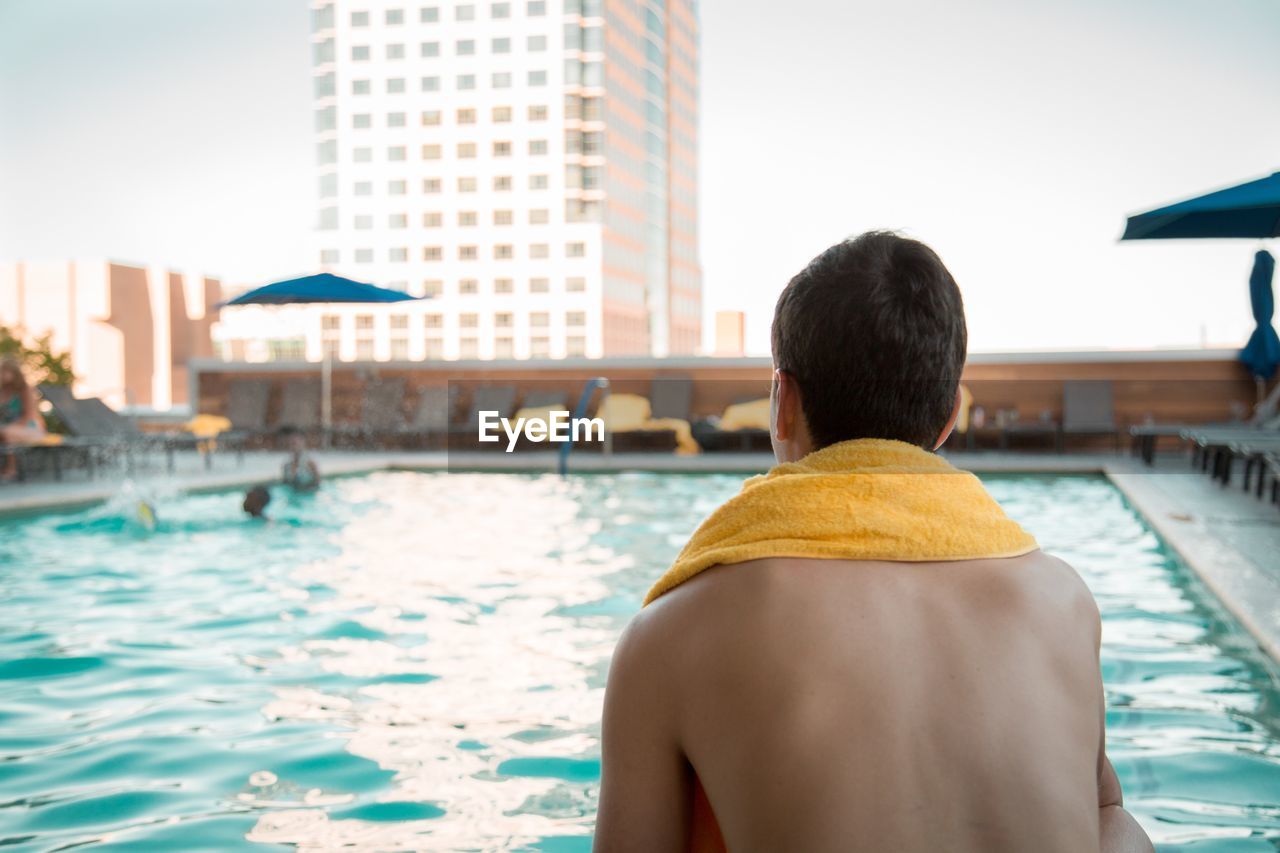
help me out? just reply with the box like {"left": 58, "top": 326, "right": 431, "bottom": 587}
{"left": 509, "top": 390, "right": 570, "bottom": 451}
{"left": 1131, "top": 381, "right": 1280, "bottom": 465}
{"left": 334, "top": 378, "right": 407, "bottom": 447}
{"left": 225, "top": 379, "right": 272, "bottom": 446}
{"left": 405, "top": 385, "right": 455, "bottom": 447}
{"left": 451, "top": 385, "right": 518, "bottom": 450}
{"left": 38, "top": 387, "right": 180, "bottom": 474}
{"left": 694, "top": 397, "right": 772, "bottom": 452}
{"left": 603, "top": 377, "right": 699, "bottom": 454}
{"left": 1060, "top": 380, "right": 1119, "bottom": 452}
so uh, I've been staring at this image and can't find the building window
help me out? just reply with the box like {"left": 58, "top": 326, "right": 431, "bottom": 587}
{"left": 353, "top": 113, "right": 372, "bottom": 128}
{"left": 459, "top": 245, "right": 478, "bottom": 260}
{"left": 530, "top": 337, "right": 551, "bottom": 358}
{"left": 424, "top": 313, "right": 444, "bottom": 329}
{"left": 458, "top": 210, "right": 478, "bottom": 226}
{"left": 422, "top": 76, "right": 440, "bottom": 91}
{"left": 457, "top": 141, "right": 477, "bottom": 158}
{"left": 566, "top": 311, "right": 586, "bottom": 326}
{"left": 354, "top": 180, "right": 372, "bottom": 195}
{"left": 492, "top": 36, "right": 510, "bottom": 53}
{"left": 322, "top": 314, "right": 341, "bottom": 331}
{"left": 353, "top": 79, "right": 371, "bottom": 95}
{"left": 424, "top": 211, "right": 442, "bottom": 226}
{"left": 458, "top": 176, "right": 477, "bottom": 192}
{"left": 494, "top": 244, "right": 513, "bottom": 260}
{"left": 527, "top": 34, "right": 547, "bottom": 51}
{"left": 529, "top": 173, "right": 548, "bottom": 190}
{"left": 494, "top": 277, "right": 514, "bottom": 294}
{"left": 355, "top": 314, "right": 374, "bottom": 331}
{"left": 458, "top": 338, "right": 479, "bottom": 359}
{"left": 422, "top": 109, "right": 441, "bottom": 125}
{"left": 529, "top": 208, "right": 549, "bottom": 224}
{"left": 527, "top": 0, "right": 545, "bottom": 14}
{"left": 460, "top": 313, "right": 479, "bottom": 328}
{"left": 528, "top": 70, "right": 547, "bottom": 86}
{"left": 423, "top": 177, "right": 442, "bottom": 193}
{"left": 530, "top": 243, "right": 549, "bottom": 259}
{"left": 389, "top": 213, "right": 408, "bottom": 228}
{"left": 567, "top": 241, "right": 586, "bottom": 257}
{"left": 390, "top": 247, "right": 409, "bottom": 262}
{"left": 320, "top": 249, "right": 340, "bottom": 264}
{"left": 421, "top": 41, "right": 440, "bottom": 57}
{"left": 457, "top": 108, "right": 476, "bottom": 124}
{"left": 323, "top": 339, "right": 341, "bottom": 359}
{"left": 425, "top": 338, "right": 445, "bottom": 359}
{"left": 494, "top": 312, "right": 514, "bottom": 328}
{"left": 494, "top": 338, "right": 514, "bottom": 359}
{"left": 387, "top": 43, "right": 406, "bottom": 60}
{"left": 494, "top": 209, "right": 513, "bottom": 225}
{"left": 493, "top": 175, "right": 511, "bottom": 191}
{"left": 424, "top": 246, "right": 443, "bottom": 260}
{"left": 456, "top": 39, "right": 475, "bottom": 55}
{"left": 355, "top": 214, "right": 373, "bottom": 229}
{"left": 530, "top": 277, "right": 549, "bottom": 293}
{"left": 388, "top": 179, "right": 407, "bottom": 195}
{"left": 421, "top": 6, "right": 440, "bottom": 22}
{"left": 388, "top": 112, "right": 406, "bottom": 127}
{"left": 356, "top": 339, "right": 376, "bottom": 360}
{"left": 387, "top": 78, "right": 406, "bottom": 94}
{"left": 459, "top": 279, "right": 479, "bottom": 295}
{"left": 492, "top": 72, "right": 512, "bottom": 88}
{"left": 390, "top": 337, "right": 410, "bottom": 360}
{"left": 528, "top": 104, "right": 548, "bottom": 120}
{"left": 566, "top": 276, "right": 586, "bottom": 292}
{"left": 351, "top": 10, "right": 370, "bottom": 26}
{"left": 528, "top": 139, "right": 548, "bottom": 155}
{"left": 455, "top": 3, "right": 475, "bottom": 20}
{"left": 352, "top": 45, "right": 370, "bottom": 61}
{"left": 386, "top": 8, "right": 405, "bottom": 24}
{"left": 423, "top": 280, "right": 443, "bottom": 297}
{"left": 422, "top": 143, "right": 442, "bottom": 159}
{"left": 388, "top": 144, "right": 406, "bottom": 160}
{"left": 493, "top": 140, "right": 512, "bottom": 157}
{"left": 491, "top": 2, "right": 510, "bottom": 18}
{"left": 492, "top": 105, "right": 512, "bottom": 122}
{"left": 354, "top": 146, "right": 372, "bottom": 162}
{"left": 458, "top": 74, "right": 476, "bottom": 90}
{"left": 566, "top": 336, "right": 586, "bottom": 356}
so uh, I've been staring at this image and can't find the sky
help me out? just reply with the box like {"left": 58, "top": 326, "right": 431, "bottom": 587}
{"left": 1, "top": 0, "right": 1278, "bottom": 354}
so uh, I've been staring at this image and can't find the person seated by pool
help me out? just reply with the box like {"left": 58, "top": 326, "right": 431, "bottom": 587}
{"left": 278, "top": 425, "right": 319, "bottom": 493}
{"left": 0, "top": 358, "right": 48, "bottom": 481}
{"left": 594, "top": 232, "right": 1153, "bottom": 853}
{"left": 242, "top": 485, "right": 271, "bottom": 519}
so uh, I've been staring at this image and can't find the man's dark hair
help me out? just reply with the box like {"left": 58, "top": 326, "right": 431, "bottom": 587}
{"left": 771, "top": 231, "right": 967, "bottom": 449}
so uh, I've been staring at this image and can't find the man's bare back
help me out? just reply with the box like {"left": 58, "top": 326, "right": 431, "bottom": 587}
{"left": 596, "top": 552, "right": 1150, "bottom": 852}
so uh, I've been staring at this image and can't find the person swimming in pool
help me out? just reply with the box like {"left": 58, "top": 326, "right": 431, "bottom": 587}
{"left": 594, "top": 233, "right": 1153, "bottom": 852}
{"left": 242, "top": 485, "right": 271, "bottom": 519}
{"left": 278, "top": 425, "right": 319, "bottom": 493}
{"left": 0, "top": 358, "right": 48, "bottom": 481}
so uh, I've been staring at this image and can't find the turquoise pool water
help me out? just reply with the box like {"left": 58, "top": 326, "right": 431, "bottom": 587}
{"left": 0, "top": 472, "right": 1277, "bottom": 851}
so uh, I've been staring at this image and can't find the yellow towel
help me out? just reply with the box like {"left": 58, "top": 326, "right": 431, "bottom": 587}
{"left": 599, "top": 393, "right": 699, "bottom": 455}
{"left": 644, "top": 438, "right": 1037, "bottom": 605}
{"left": 718, "top": 398, "right": 771, "bottom": 431}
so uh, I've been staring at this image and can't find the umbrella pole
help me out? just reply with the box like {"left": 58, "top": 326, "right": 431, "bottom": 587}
{"left": 321, "top": 349, "right": 332, "bottom": 449}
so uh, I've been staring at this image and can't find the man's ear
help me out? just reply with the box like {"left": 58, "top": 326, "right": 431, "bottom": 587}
{"left": 774, "top": 369, "right": 797, "bottom": 442}
{"left": 932, "top": 386, "right": 963, "bottom": 451}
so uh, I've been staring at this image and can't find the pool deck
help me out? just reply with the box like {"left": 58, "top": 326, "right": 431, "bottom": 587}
{"left": 3, "top": 448, "right": 1277, "bottom": 662}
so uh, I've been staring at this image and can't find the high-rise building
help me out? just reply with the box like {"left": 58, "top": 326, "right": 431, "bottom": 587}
{"left": 309, "top": 0, "right": 701, "bottom": 361}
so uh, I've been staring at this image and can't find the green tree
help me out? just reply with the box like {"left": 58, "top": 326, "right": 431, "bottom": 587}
{"left": 0, "top": 324, "right": 75, "bottom": 387}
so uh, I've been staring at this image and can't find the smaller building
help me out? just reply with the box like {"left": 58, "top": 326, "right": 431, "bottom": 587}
{"left": 0, "top": 260, "right": 222, "bottom": 411}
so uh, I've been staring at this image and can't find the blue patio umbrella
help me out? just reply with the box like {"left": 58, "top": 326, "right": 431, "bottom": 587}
{"left": 1240, "top": 250, "right": 1280, "bottom": 381}
{"left": 222, "top": 273, "right": 419, "bottom": 441}
{"left": 1122, "top": 171, "right": 1280, "bottom": 240}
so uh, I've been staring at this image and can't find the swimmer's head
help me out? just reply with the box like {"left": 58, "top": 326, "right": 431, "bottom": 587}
{"left": 278, "top": 425, "right": 306, "bottom": 454}
{"left": 243, "top": 486, "right": 271, "bottom": 518}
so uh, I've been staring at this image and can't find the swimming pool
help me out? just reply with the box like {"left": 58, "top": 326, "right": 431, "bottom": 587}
{"left": 0, "top": 471, "right": 1277, "bottom": 851}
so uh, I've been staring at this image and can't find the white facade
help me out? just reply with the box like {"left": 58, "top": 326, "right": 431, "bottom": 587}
{"left": 308, "top": 0, "right": 701, "bottom": 362}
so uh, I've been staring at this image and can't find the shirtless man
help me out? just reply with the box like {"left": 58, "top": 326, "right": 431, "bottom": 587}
{"left": 594, "top": 233, "right": 1152, "bottom": 852}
